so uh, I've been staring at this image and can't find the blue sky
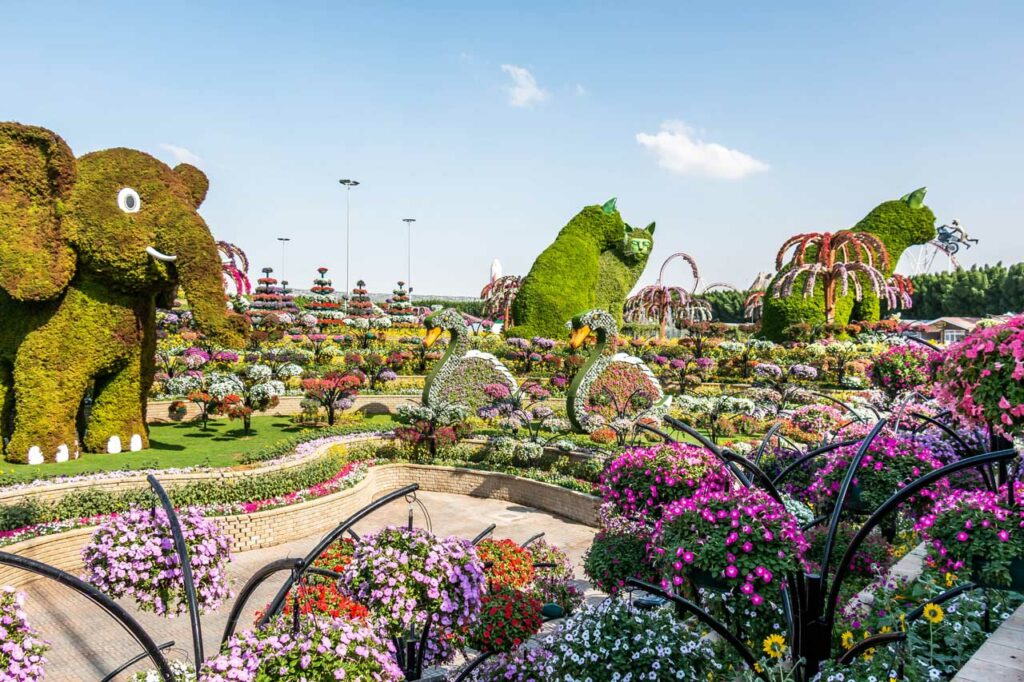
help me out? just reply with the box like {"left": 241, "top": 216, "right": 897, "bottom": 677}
{"left": 3, "top": 1, "right": 1022, "bottom": 298}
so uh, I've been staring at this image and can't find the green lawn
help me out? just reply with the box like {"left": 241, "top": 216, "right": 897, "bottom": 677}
{"left": 2, "top": 414, "right": 397, "bottom": 483}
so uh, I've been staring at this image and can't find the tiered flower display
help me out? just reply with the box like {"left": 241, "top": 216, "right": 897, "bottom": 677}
{"left": 935, "top": 314, "right": 1024, "bottom": 439}
{"left": 249, "top": 266, "right": 299, "bottom": 317}
{"left": 345, "top": 279, "right": 374, "bottom": 319}
{"left": 387, "top": 281, "right": 417, "bottom": 325}
{"left": 869, "top": 343, "right": 937, "bottom": 401}
{"left": 201, "top": 614, "right": 402, "bottom": 682}
{"left": 304, "top": 266, "right": 346, "bottom": 327}
{"left": 340, "top": 526, "right": 486, "bottom": 664}
{"left": 81, "top": 506, "right": 232, "bottom": 617}
{"left": 0, "top": 587, "right": 48, "bottom": 682}
{"left": 654, "top": 486, "right": 809, "bottom": 605}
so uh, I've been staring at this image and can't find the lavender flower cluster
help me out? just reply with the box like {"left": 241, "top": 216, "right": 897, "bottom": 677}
{"left": 0, "top": 588, "right": 48, "bottom": 682}
{"left": 341, "top": 526, "right": 486, "bottom": 665}
{"left": 81, "top": 506, "right": 232, "bottom": 618}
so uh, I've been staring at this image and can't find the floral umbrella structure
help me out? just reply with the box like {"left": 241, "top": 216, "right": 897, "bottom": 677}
{"left": 624, "top": 252, "right": 703, "bottom": 339}
{"left": 480, "top": 275, "right": 522, "bottom": 329}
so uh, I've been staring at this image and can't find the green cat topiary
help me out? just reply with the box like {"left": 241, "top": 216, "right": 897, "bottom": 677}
{"left": 760, "top": 188, "right": 936, "bottom": 341}
{"left": 511, "top": 199, "right": 654, "bottom": 339}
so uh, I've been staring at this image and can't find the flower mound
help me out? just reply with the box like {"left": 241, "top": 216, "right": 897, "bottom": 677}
{"left": 809, "top": 434, "right": 947, "bottom": 512}
{"left": 655, "top": 486, "right": 809, "bottom": 606}
{"left": 81, "top": 506, "right": 232, "bottom": 617}
{"left": 201, "top": 614, "right": 402, "bottom": 682}
{"left": 468, "top": 585, "right": 543, "bottom": 653}
{"left": 869, "top": 344, "right": 936, "bottom": 399}
{"left": 477, "top": 538, "right": 535, "bottom": 589}
{"left": 341, "top": 526, "right": 486, "bottom": 664}
{"left": 598, "top": 442, "right": 732, "bottom": 521}
{"left": 935, "top": 314, "right": 1024, "bottom": 438}
{"left": 0, "top": 588, "right": 48, "bottom": 682}
{"left": 915, "top": 482, "right": 1024, "bottom": 588}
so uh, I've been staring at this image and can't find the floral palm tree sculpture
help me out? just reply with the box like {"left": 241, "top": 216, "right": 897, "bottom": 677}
{"left": 744, "top": 290, "right": 766, "bottom": 321}
{"left": 624, "top": 252, "right": 702, "bottom": 339}
{"left": 772, "top": 231, "right": 890, "bottom": 325}
{"left": 480, "top": 275, "right": 522, "bottom": 329}
{"left": 881, "top": 273, "right": 914, "bottom": 311}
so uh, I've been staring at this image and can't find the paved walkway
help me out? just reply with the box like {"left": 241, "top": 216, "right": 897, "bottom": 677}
{"left": 19, "top": 491, "right": 597, "bottom": 681}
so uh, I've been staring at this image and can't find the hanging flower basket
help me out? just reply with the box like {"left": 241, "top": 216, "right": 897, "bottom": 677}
{"left": 0, "top": 587, "right": 48, "bottom": 682}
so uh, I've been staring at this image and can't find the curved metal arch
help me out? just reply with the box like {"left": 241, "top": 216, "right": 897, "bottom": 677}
{"left": 0, "top": 552, "right": 178, "bottom": 681}
{"left": 770, "top": 439, "right": 863, "bottom": 486}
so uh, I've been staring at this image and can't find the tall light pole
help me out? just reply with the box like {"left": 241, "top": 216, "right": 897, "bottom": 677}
{"left": 339, "top": 179, "right": 360, "bottom": 309}
{"left": 276, "top": 237, "right": 290, "bottom": 285}
{"left": 402, "top": 218, "right": 416, "bottom": 298}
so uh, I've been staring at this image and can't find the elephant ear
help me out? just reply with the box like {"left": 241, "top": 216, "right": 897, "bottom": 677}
{"left": 0, "top": 123, "right": 77, "bottom": 300}
{"left": 174, "top": 163, "right": 209, "bottom": 208}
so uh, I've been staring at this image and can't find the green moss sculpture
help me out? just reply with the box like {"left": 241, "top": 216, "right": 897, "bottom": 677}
{"left": 760, "top": 188, "right": 936, "bottom": 341}
{"left": 511, "top": 199, "right": 654, "bottom": 339}
{"left": 0, "top": 122, "right": 246, "bottom": 464}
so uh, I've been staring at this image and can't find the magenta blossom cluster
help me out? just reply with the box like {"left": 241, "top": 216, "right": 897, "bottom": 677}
{"left": 914, "top": 481, "right": 1024, "bottom": 586}
{"left": 809, "top": 434, "right": 948, "bottom": 512}
{"left": 935, "top": 314, "right": 1024, "bottom": 438}
{"left": 81, "top": 506, "right": 232, "bottom": 617}
{"left": 341, "top": 526, "right": 486, "bottom": 665}
{"left": 0, "top": 587, "right": 48, "bottom": 682}
{"left": 598, "top": 443, "right": 733, "bottom": 521}
{"left": 654, "top": 486, "right": 809, "bottom": 606}
{"left": 869, "top": 344, "right": 937, "bottom": 399}
{"left": 200, "top": 614, "right": 402, "bottom": 682}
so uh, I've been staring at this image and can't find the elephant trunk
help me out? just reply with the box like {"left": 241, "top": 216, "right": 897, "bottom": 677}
{"left": 160, "top": 216, "right": 247, "bottom": 347}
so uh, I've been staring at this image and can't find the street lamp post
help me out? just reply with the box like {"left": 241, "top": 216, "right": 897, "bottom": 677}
{"left": 402, "top": 218, "right": 416, "bottom": 298}
{"left": 339, "top": 179, "right": 360, "bottom": 310}
{"left": 276, "top": 237, "right": 290, "bottom": 285}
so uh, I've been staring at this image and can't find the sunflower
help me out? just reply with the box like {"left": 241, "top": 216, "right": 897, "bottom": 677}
{"left": 840, "top": 630, "right": 855, "bottom": 649}
{"left": 923, "top": 603, "right": 944, "bottom": 624}
{"left": 763, "top": 634, "right": 786, "bottom": 660}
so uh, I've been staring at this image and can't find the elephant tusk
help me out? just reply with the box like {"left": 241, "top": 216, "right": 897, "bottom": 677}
{"left": 146, "top": 246, "right": 178, "bottom": 262}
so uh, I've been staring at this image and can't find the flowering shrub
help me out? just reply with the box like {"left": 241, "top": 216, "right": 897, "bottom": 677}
{"left": 201, "top": 614, "right": 402, "bottom": 681}
{"left": 0, "top": 587, "right": 48, "bottom": 682}
{"left": 82, "top": 506, "right": 232, "bottom": 617}
{"left": 915, "top": 482, "right": 1024, "bottom": 588}
{"left": 526, "top": 538, "right": 573, "bottom": 581}
{"left": 780, "top": 403, "right": 845, "bottom": 444}
{"left": 809, "top": 435, "right": 947, "bottom": 512}
{"left": 935, "top": 314, "right": 1024, "bottom": 438}
{"left": 598, "top": 442, "right": 732, "bottom": 521}
{"left": 469, "top": 599, "right": 721, "bottom": 680}
{"left": 341, "top": 526, "right": 486, "bottom": 664}
{"left": 869, "top": 344, "right": 937, "bottom": 401}
{"left": 301, "top": 371, "right": 362, "bottom": 425}
{"left": 393, "top": 402, "right": 471, "bottom": 459}
{"left": 477, "top": 538, "right": 535, "bottom": 589}
{"left": 467, "top": 585, "right": 544, "bottom": 653}
{"left": 654, "top": 486, "right": 809, "bottom": 605}
{"left": 585, "top": 361, "right": 661, "bottom": 423}
{"left": 255, "top": 582, "right": 367, "bottom": 625}
{"left": 582, "top": 530, "right": 658, "bottom": 595}
{"left": 531, "top": 576, "right": 584, "bottom": 616}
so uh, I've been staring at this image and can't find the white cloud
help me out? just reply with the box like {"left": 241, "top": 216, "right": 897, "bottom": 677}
{"left": 635, "top": 120, "right": 769, "bottom": 180}
{"left": 575, "top": 84, "right": 588, "bottom": 96}
{"left": 158, "top": 143, "right": 203, "bottom": 168}
{"left": 500, "top": 64, "right": 548, "bottom": 107}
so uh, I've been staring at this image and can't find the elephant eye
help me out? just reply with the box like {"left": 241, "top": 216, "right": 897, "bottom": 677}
{"left": 117, "top": 187, "right": 142, "bottom": 213}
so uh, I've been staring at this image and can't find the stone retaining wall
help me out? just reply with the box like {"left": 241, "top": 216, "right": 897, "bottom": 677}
{"left": 0, "top": 463, "right": 599, "bottom": 588}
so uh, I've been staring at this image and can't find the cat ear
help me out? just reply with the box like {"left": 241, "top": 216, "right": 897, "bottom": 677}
{"left": 601, "top": 197, "right": 617, "bottom": 214}
{"left": 645, "top": 222, "right": 656, "bottom": 235}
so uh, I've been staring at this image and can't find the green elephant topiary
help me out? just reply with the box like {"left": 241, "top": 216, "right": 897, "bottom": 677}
{"left": 510, "top": 199, "right": 655, "bottom": 339}
{"left": 760, "top": 188, "right": 936, "bottom": 341}
{"left": 0, "top": 122, "right": 246, "bottom": 464}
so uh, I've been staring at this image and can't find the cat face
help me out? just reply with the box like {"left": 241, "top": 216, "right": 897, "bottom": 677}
{"left": 622, "top": 222, "right": 655, "bottom": 260}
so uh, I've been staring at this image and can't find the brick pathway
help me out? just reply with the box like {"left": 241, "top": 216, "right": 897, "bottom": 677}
{"left": 19, "top": 491, "right": 596, "bottom": 681}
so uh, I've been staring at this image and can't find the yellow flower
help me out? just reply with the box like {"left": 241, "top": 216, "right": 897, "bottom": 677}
{"left": 841, "top": 630, "right": 855, "bottom": 649}
{"left": 880, "top": 625, "right": 892, "bottom": 634}
{"left": 923, "top": 603, "right": 944, "bottom": 624}
{"left": 945, "top": 572, "right": 957, "bottom": 588}
{"left": 763, "top": 634, "right": 786, "bottom": 660}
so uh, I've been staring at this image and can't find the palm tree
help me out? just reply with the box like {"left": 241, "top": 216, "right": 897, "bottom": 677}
{"left": 882, "top": 273, "right": 914, "bottom": 311}
{"left": 744, "top": 290, "right": 766, "bottom": 321}
{"left": 480, "top": 275, "right": 522, "bottom": 329}
{"left": 772, "top": 231, "right": 889, "bottom": 325}
{"left": 624, "top": 252, "right": 703, "bottom": 339}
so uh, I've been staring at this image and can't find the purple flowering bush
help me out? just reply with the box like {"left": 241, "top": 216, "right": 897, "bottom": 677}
{"left": 81, "top": 506, "right": 232, "bottom": 617}
{"left": 0, "top": 587, "right": 48, "bottom": 682}
{"left": 598, "top": 443, "right": 733, "bottom": 522}
{"left": 654, "top": 486, "right": 809, "bottom": 606}
{"left": 341, "top": 526, "right": 486, "bottom": 664}
{"left": 915, "top": 481, "right": 1024, "bottom": 588}
{"left": 869, "top": 344, "right": 936, "bottom": 401}
{"left": 808, "top": 435, "right": 948, "bottom": 513}
{"left": 200, "top": 613, "right": 402, "bottom": 682}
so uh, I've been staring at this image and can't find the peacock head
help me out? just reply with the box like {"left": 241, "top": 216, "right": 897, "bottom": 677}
{"left": 422, "top": 307, "right": 466, "bottom": 348}
{"left": 568, "top": 309, "right": 618, "bottom": 349}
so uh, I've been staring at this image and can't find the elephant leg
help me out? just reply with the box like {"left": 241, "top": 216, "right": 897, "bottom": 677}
{"left": 0, "top": 362, "right": 13, "bottom": 448}
{"left": 85, "top": 351, "right": 148, "bottom": 454}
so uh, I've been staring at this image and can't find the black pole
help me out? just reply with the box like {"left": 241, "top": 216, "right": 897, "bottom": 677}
{"left": 146, "top": 475, "right": 203, "bottom": 665}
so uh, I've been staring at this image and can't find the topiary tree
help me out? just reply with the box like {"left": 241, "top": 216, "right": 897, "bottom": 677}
{"left": 760, "top": 188, "right": 936, "bottom": 341}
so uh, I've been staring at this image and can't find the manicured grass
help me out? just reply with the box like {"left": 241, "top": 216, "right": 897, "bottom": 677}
{"left": 1, "top": 414, "right": 397, "bottom": 483}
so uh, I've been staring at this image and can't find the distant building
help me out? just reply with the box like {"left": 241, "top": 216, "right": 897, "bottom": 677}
{"left": 905, "top": 314, "right": 1016, "bottom": 344}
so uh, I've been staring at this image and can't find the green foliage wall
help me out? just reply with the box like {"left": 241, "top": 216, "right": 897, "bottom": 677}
{"left": 760, "top": 190, "right": 937, "bottom": 341}
{"left": 908, "top": 262, "right": 1024, "bottom": 319}
{"left": 511, "top": 202, "right": 652, "bottom": 339}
